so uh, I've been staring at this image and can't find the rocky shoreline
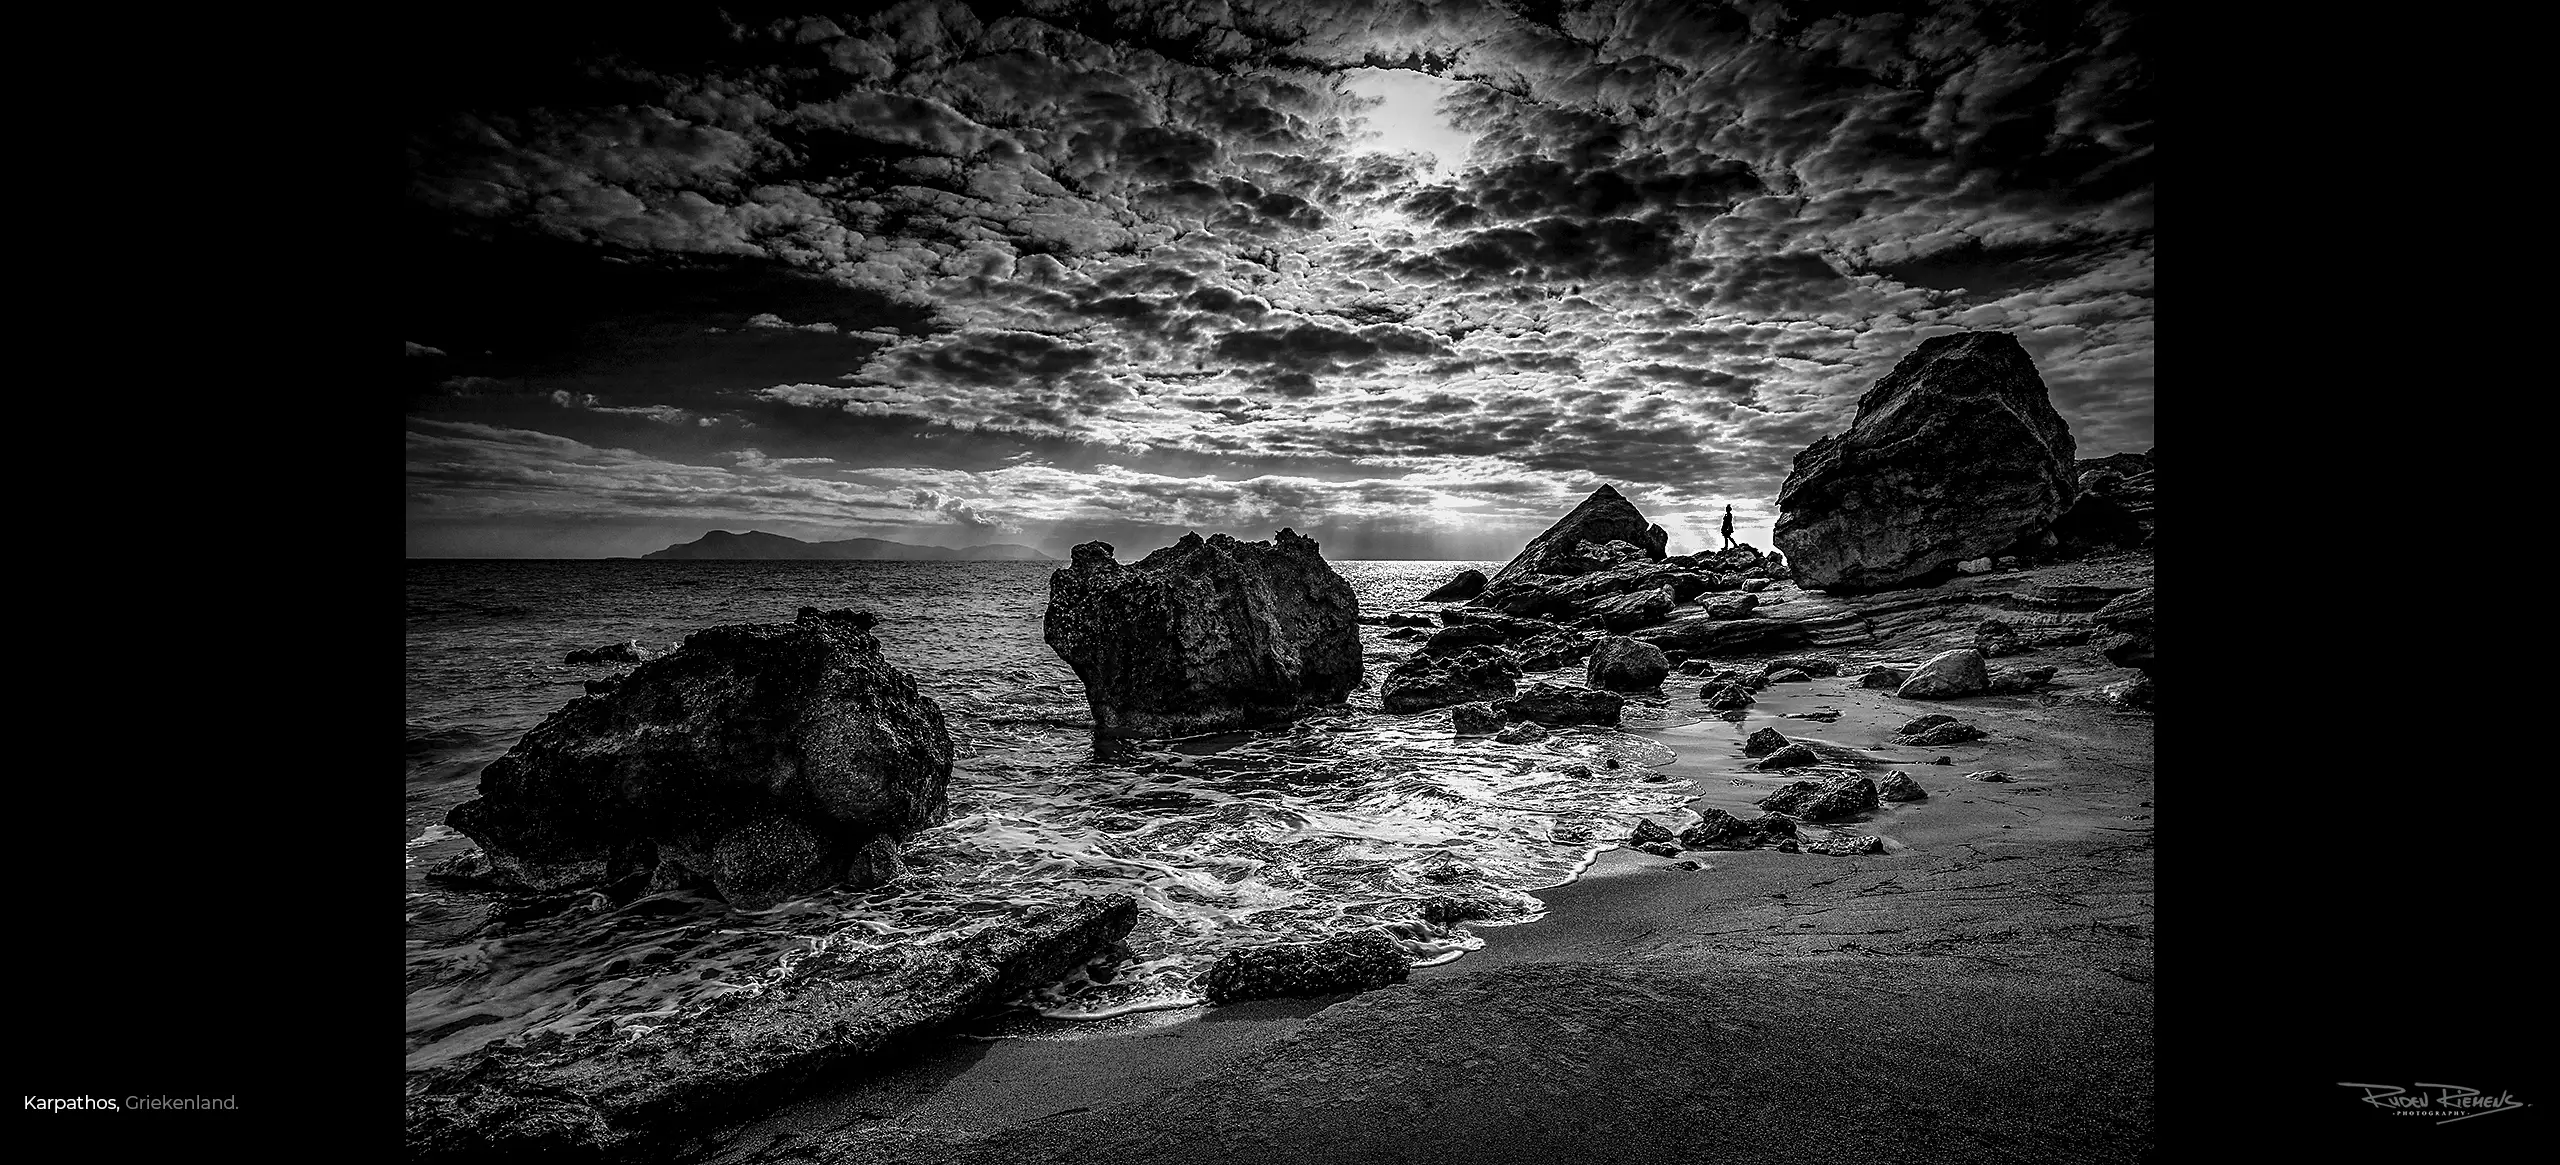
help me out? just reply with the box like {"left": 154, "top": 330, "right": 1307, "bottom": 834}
{"left": 407, "top": 328, "right": 2154, "bottom": 1161}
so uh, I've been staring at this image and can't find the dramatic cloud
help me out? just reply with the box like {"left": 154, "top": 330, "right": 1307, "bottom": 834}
{"left": 404, "top": 1, "right": 2153, "bottom": 558}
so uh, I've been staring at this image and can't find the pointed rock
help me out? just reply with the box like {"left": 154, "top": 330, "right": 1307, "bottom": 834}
{"left": 1485, "top": 485, "right": 1669, "bottom": 590}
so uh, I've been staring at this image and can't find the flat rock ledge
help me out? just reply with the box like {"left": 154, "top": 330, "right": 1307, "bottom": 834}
{"left": 404, "top": 894, "right": 1138, "bottom": 1164}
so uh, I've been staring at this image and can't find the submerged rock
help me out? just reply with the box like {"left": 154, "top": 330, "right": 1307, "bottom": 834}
{"left": 794, "top": 607, "right": 876, "bottom": 631}
{"left": 1585, "top": 636, "right": 1672, "bottom": 691}
{"left": 1382, "top": 646, "right": 1522, "bottom": 713}
{"left": 1450, "top": 702, "right": 1506, "bottom": 735}
{"left": 1418, "top": 569, "right": 1489, "bottom": 602}
{"left": 1420, "top": 894, "right": 1519, "bottom": 925}
{"left": 1493, "top": 720, "right": 1551, "bottom": 745}
{"left": 1421, "top": 623, "right": 1508, "bottom": 655}
{"left": 1494, "top": 683, "right": 1624, "bottom": 727}
{"left": 1485, "top": 485, "right": 1668, "bottom": 589}
{"left": 563, "top": 641, "right": 642, "bottom": 666}
{"left": 1197, "top": 931, "right": 1409, "bottom": 1005}
{"left": 446, "top": 610, "right": 953, "bottom": 909}
{"left": 1773, "top": 331, "right": 2078, "bottom": 593}
{"left": 1895, "top": 648, "right": 1991, "bottom": 700}
{"left": 404, "top": 895, "right": 1138, "bottom": 1163}
{"left": 1044, "top": 531, "right": 1362, "bottom": 739}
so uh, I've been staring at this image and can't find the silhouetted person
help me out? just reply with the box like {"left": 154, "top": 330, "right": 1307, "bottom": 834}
{"left": 1721, "top": 505, "right": 1736, "bottom": 550}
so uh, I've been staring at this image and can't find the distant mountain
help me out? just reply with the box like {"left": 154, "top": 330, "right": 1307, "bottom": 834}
{"left": 640, "top": 530, "right": 1056, "bottom": 562}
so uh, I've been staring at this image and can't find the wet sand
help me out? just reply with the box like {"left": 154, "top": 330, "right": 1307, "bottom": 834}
{"left": 703, "top": 649, "right": 2155, "bottom": 1164}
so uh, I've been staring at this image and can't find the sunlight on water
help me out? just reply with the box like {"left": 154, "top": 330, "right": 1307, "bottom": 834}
{"left": 404, "top": 559, "right": 1692, "bottom": 1069}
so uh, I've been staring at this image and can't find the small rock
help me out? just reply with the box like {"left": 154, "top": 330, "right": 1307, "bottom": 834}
{"left": 1493, "top": 682, "right": 1624, "bottom": 727}
{"left": 847, "top": 835, "right": 906, "bottom": 889}
{"left": 1700, "top": 679, "right": 1757, "bottom": 710}
{"left": 1801, "top": 834, "right": 1884, "bottom": 856}
{"left": 1740, "top": 578, "right": 1773, "bottom": 593}
{"left": 1956, "top": 557, "right": 1993, "bottom": 574}
{"left": 1894, "top": 714, "right": 1987, "bottom": 746}
{"left": 1742, "top": 727, "right": 1792, "bottom": 757}
{"left": 1985, "top": 665, "right": 2056, "bottom": 695}
{"left": 1755, "top": 744, "right": 1820, "bottom": 770}
{"left": 1585, "top": 636, "right": 1673, "bottom": 691}
{"left": 1757, "top": 775, "right": 1879, "bottom": 820}
{"left": 1764, "top": 667, "right": 1813, "bottom": 684}
{"left": 1705, "top": 594, "right": 1759, "bottom": 619}
{"left": 1859, "top": 665, "right": 1912, "bottom": 689}
{"left": 1678, "top": 809, "right": 1798, "bottom": 850}
{"left": 1418, "top": 570, "right": 1488, "bottom": 602}
{"left": 1930, "top": 756, "right": 1952, "bottom": 765}
{"left": 1197, "top": 932, "right": 1410, "bottom": 1005}
{"left": 1965, "top": 770, "right": 2013, "bottom": 782}
{"left": 1494, "top": 721, "right": 1551, "bottom": 745}
{"left": 1628, "top": 818, "right": 1677, "bottom": 847}
{"left": 1635, "top": 842, "right": 1682, "bottom": 858}
{"left": 1877, "top": 772, "right": 1927, "bottom": 801}
{"left": 1764, "top": 656, "right": 1840, "bottom": 678}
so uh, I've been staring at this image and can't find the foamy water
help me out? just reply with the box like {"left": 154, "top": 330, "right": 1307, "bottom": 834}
{"left": 404, "top": 559, "right": 1695, "bottom": 1070}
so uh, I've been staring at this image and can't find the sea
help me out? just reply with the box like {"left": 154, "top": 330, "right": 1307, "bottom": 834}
{"left": 405, "top": 558, "right": 1702, "bottom": 1073}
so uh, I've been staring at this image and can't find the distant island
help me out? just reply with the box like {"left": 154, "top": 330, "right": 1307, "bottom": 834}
{"left": 640, "top": 530, "right": 1056, "bottom": 562}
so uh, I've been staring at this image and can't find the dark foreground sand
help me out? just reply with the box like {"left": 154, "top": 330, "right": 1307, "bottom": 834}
{"left": 701, "top": 643, "right": 2156, "bottom": 1165}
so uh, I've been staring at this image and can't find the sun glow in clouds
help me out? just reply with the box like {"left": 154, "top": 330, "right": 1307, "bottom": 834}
{"left": 1342, "top": 67, "right": 1478, "bottom": 180}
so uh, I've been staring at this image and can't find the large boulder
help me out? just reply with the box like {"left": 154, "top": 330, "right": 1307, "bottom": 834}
{"left": 1895, "top": 648, "right": 1991, "bottom": 700}
{"left": 445, "top": 610, "right": 952, "bottom": 909}
{"left": 1485, "top": 485, "right": 1669, "bottom": 590}
{"left": 1418, "top": 569, "right": 1489, "bottom": 602}
{"left": 1381, "top": 646, "right": 1523, "bottom": 713}
{"left": 1773, "top": 332, "right": 2079, "bottom": 593}
{"left": 1044, "top": 531, "right": 1362, "bottom": 739}
{"left": 1585, "top": 636, "right": 1672, "bottom": 691}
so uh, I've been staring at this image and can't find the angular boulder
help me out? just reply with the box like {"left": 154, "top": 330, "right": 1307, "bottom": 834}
{"left": 1044, "top": 531, "right": 1362, "bottom": 739}
{"left": 1743, "top": 727, "right": 1791, "bottom": 757}
{"left": 1895, "top": 648, "right": 1991, "bottom": 700}
{"left": 1381, "top": 646, "right": 1522, "bottom": 713}
{"left": 446, "top": 610, "right": 953, "bottom": 909}
{"left": 1418, "top": 569, "right": 1488, "bottom": 602}
{"left": 1773, "top": 331, "right": 2079, "bottom": 593}
{"left": 1450, "top": 702, "right": 1506, "bottom": 735}
{"left": 1585, "top": 636, "right": 1671, "bottom": 691}
{"left": 1197, "top": 932, "right": 1409, "bottom": 1005}
{"left": 1485, "top": 485, "right": 1668, "bottom": 590}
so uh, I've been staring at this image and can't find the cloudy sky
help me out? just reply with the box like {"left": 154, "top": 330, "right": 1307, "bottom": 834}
{"left": 402, "top": 0, "right": 2151, "bottom": 560}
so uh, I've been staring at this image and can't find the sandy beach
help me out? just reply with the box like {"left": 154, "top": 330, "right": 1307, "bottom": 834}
{"left": 696, "top": 597, "right": 2156, "bottom": 1165}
